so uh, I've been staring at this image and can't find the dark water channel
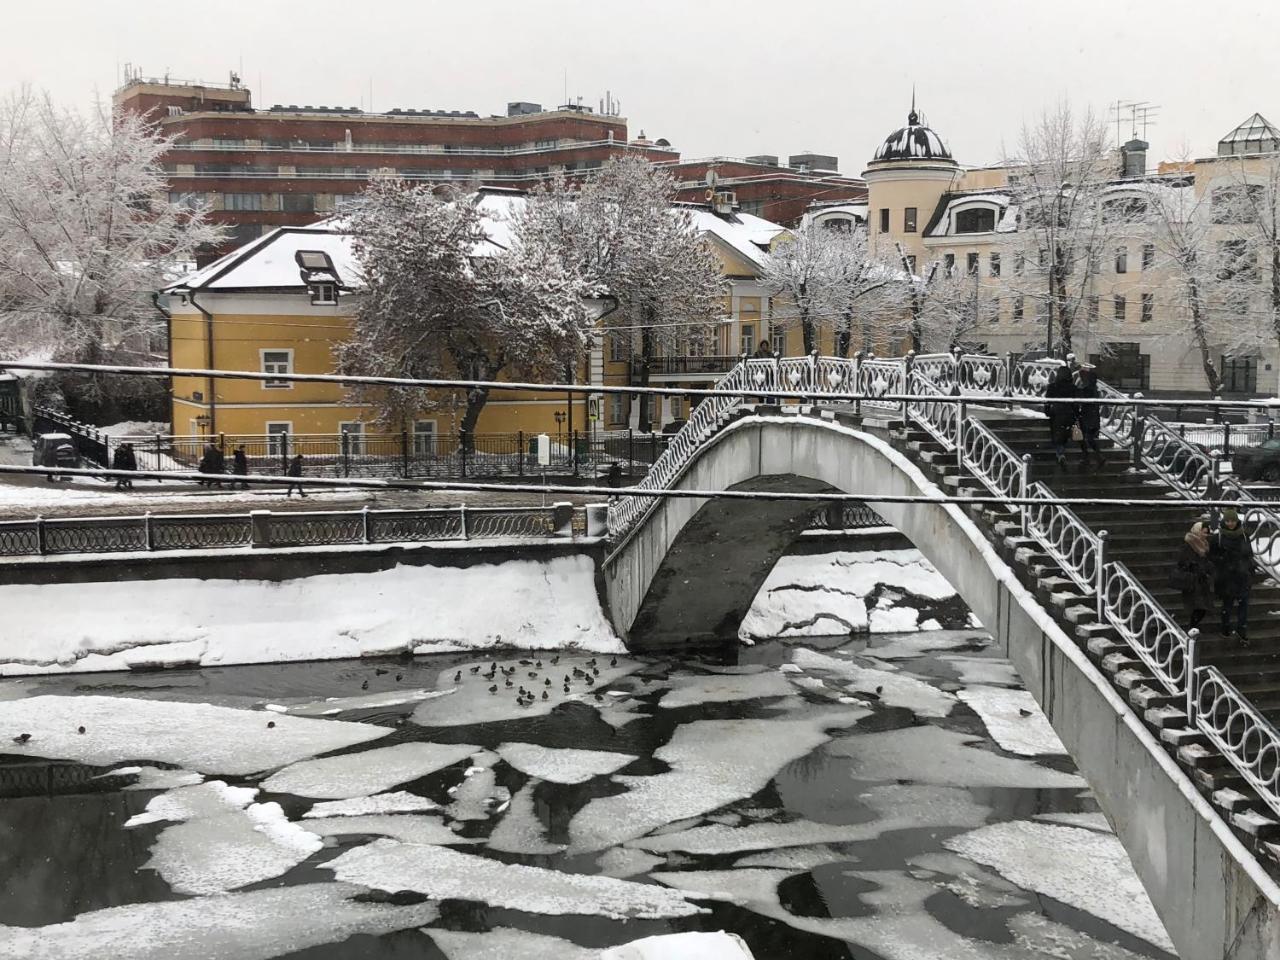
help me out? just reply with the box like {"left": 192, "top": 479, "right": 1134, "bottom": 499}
{"left": 0, "top": 633, "right": 1176, "bottom": 959}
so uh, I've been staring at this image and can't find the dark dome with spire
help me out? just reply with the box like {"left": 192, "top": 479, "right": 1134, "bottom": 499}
{"left": 872, "top": 107, "right": 953, "bottom": 163}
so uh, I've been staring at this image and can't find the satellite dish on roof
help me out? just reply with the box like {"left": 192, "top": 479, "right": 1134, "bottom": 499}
{"left": 704, "top": 169, "right": 718, "bottom": 189}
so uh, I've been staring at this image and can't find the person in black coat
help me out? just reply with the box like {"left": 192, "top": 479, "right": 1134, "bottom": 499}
{"left": 232, "top": 445, "right": 249, "bottom": 490}
{"left": 1043, "top": 365, "right": 1077, "bottom": 467}
{"left": 197, "top": 443, "right": 218, "bottom": 487}
{"left": 1074, "top": 367, "right": 1105, "bottom": 468}
{"left": 111, "top": 446, "right": 130, "bottom": 490}
{"left": 1212, "top": 507, "right": 1254, "bottom": 643}
{"left": 1173, "top": 520, "right": 1214, "bottom": 630}
{"left": 285, "top": 453, "right": 307, "bottom": 498}
{"left": 121, "top": 443, "right": 137, "bottom": 489}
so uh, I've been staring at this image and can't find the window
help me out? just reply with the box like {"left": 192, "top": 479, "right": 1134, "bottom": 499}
{"left": 1037, "top": 248, "right": 1048, "bottom": 269}
{"left": 955, "top": 208, "right": 996, "bottom": 233}
{"left": 1014, "top": 251, "right": 1025, "bottom": 275}
{"left": 1088, "top": 249, "right": 1101, "bottom": 274}
{"left": 1115, "top": 246, "right": 1128, "bottom": 274}
{"left": 739, "top": 323, "right": 755, "bottom": 356}
{"left": 944, "top": 253, "right": 955, "bottom": 278}
{"left": 413, "top": 420, "right": 437, "bottom": 455}
{"left": 1088, "top": 295, "right": 1100, "bottom": 323}
{"left": 166, "top": 105, "right": 184, "bottom": 117}
{"left": 1101, "top": 196, "right": 1148, "bottom": 223}
{"left": 1218, "top": 239, "right": 1259, "bottom": 281}
{"left": 1013, "top": 296, "right": 1024, "bottom": 321}
{"left": 879, "top": 208, "right": 890, "bottom": 233}
{"left": 168, "top": 191, "right": 206, "bottom": 210}
{"left": 212, "top": 138, "right": 246, "bottom": 148}
{"left": 821, "top": 217, "right": 852, "bottom": 232}
{"left": 1212, "top": 184, "right": 1265, "bottom": 224}
{"left": 1141, "top": 293, "right": 1154, "bottom": 323}
{"left": 1141, "top": 244, "right": 1155, "bottom": 270}
{"left": 609, "top": 394, "right": 626, "bottom": 426}
{"left": 338, "top": 421, "right": 365, "bottom": 455}
{"left": 308, "top": 282, "right": 338, "bottom": 305}
{"left": 904, "top": 207, "right": 917, "bottom": 232}
{"left": 989, "top": 252, "right": 1001, "bottom": 277}
{"left": 984, "top": 300, "right": 999, "bottom": 324}
{"left": 223, "top": 193, "right": 265, "bottom": 211}
{"left": 261, "top": 349, "right": 293, "bottom": 389}
{"left": 1113, "top": 295, "right": 1126, "bottom": 322}
{"left": 1036, "top": 300, "right": 1050, "bottom": 323}
{"left": 266, "top": 422, "right": 292, "bottom": 457}
{"left": 1222, "top": 356, "right": 1259, "bottom": 394}
{"left": 282, "top": 193, "right": 316, "bottom": 213}
{"left": 1089, "top": 343, "right": 1149, "bottom": 391}
{"left": 771, "top": 324, "right": 786, "bottom": 356}
{"left": 966, "top": 252, "right": 979, "bottom": 276}
{"left": 334, "top": 194, "right": 360, "bottom": 212}
{"left": 608, "top": 331, "right": 628, "bottom": 362}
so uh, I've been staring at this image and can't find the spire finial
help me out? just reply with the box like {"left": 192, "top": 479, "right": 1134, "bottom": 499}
{"left": 908, "top": 86, "right": 919, "bottom": 126}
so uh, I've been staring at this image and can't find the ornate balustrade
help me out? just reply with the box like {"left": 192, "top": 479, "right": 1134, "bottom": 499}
{"left": 1195, "top": 667, "right": 1280, "bottom": 818}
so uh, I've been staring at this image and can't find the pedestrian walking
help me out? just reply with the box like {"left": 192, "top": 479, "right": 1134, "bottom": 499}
{"left": 1044, "top": 365, "right": 1077, "bottom": 468}
{"left": 1074, "top": 367, "right": 1105, "bottom": 468}
{"left": 606, "top": 461, "right": 623, "bottom": 488}
{"left": 1212, "top": 507, "right": 1254, "bottom": 644}
{"left": 111, "top": 444, "right": 130, "bottom": 490}
{"left": 232, "top": 445, "right": 249, "bottom": 490}
{"left": 197, "top": 442, "right": 219, "bottom": 487}
{"left": 1173, "top": 520, "right": 1213, "bottom": 630}
{"left": 120, "top": 442, "right": 137, "bottom": 489}
{"left": 285, "top": 453, "right": 307, "bottom": 498}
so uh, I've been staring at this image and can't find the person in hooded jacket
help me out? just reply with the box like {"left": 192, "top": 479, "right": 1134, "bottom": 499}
{"left": 1212, "top": 507, "right": 1254, "bottom": 643}
{"left": 232, "top": 445, "right": 249, "bottom": 489}
{"left": 1174, "top": 519, "right": 1214, "bottom": 630}
{"left": 1074, "top": 367, "right": 1105, "bottom": 468}
{"left": 1044, "top": 365, "right": 1077, "bottom": 467}
{"left": 111, "top": 445, "right": 130, "bottom": 490}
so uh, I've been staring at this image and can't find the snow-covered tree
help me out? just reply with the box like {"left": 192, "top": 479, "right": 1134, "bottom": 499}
{"left": 0, "top": 88, "right": 223, "bottom": 419}
{"left": 894, "top": 253, "right": 1002, "bottom": 354}
{"left": 995, "top": 102, "right": 1117, "bottom": 354}
{"left": 520, "top": 156, "right": 722, "bottom": 430}
{"left": 338, "top": 179, "right": 599, "bottom": 436}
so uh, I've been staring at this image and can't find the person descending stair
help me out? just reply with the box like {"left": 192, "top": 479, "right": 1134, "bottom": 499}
{"left": 1073, "top": 366, "right": 1106, "bottom": 469}
{"left": 1174, "top": 519, "right": 1214, "bottom": 630}
{"left": 1044, "top": 365, "right": 1077, "bottom": 468}
{"left": 1212, "top": 507, "right": 1254, "bottom": 645}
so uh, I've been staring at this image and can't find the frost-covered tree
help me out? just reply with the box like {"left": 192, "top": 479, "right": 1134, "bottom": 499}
{"left": 520, "top": 157, "right": 722, "bottom": 430}
{"left": 894, "top": 254, "right": 1002, "bottom": 354}
{"left": 339, "top": 179, "right": 598, "bottom": 436}
{"left": 0, "top": 88, "right": 223, "bottom": 419}
{"left": 995, "top": 102, "right": 1117, "bottom": 354}
{"left": 763, "top": 223, "right": 892, "bottom": 356}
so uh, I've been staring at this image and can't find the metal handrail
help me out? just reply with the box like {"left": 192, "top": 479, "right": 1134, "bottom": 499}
{"left": 1195, "top": 666, "right": 1280, "bottom": 818}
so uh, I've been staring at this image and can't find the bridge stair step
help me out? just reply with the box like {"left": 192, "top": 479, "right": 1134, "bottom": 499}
{"left": 1102, "top": 651, "right": 1142, "bottom": 675}
{"left": 1129, "top": 684, "right": 1180, "bottom": 711}
{"left": 1144, "top": 704, "right": 1189, "bottom": 728}
{"left": 1160, "top": 726, "right": 1207, "bottom": 749}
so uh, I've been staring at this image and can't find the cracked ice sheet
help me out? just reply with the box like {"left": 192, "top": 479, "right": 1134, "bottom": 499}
{"left": 1034, "top": 810, "right": 1113, "bottom": 832}
{"left": 145, "top": 801, "right": 323, "bottom": 895}
{"left": 568, "top": 710, "right": 865, "bottom": 854}
{"left": 0, "top": 883, "right": 439, "bottom": 960}
{"left": 304, "top": 813, "right": 477, "bottom": 846}
{"left": 0, "top": 695, "right": 387, "bottom": 775}
{"left": 261, "top": 741, "right": 477, "bottom": 799}
{"left": 940, "top": 655, "right": 1019, "bottom": 686}
{"left": 487, "top": 781, "right": 564, "bottom": 854}
{"left": 411, "top": 657, "right": 641, "bottom": 728}
{"left": 282, "top": 687, "right": 454, "bottom": 717}
{"left": 103, "top": 766, "right": 204, "bottom": 791}
{"left": 956, "top": 686, "right": 1067, "bottom": 756}
{"left": 427, "top": 928, "right": 597, "bottom": 960}
{"left": 629, "top": 784, "right": 989, "bottom": 856}
{"left": 597, "top": 847, "right": 666, "bottom": 878}
{"left": 327, "top": 838, "right": 706, "bottom": 919}
{"left": 827, "top": 724, "right": 1085, "bottom": 789}
{"left": 945, "top": 820, "right": 1174, "bottom": 953}
{"left": 657, "top": 670, "right": 796, "bottom": 709}
{"left": 304, "top": 790, "right": 439, "bottom": 818}
{"left": 855, "top": 630, "right": 991, "bottom": 662}
{"left": 125, "top": 780, "right": 255, "bottom": 827}
{"left": 652, "top": 868, "right": 1149, "bottom": 960}
{"left": 792, "top": 648, "right": 956, "bottom": 718}
{"left": 495, "top": 742, "right": 637, "bottom": 784}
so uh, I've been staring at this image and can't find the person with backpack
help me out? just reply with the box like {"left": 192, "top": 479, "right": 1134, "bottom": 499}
{"left": 1212, "top": 507, "right": 1254, "bottom": 644}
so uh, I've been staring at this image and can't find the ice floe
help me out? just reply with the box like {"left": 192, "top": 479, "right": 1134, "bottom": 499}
{"left": 826, "top": 724, "right": 1085, "bottom": 789}
{"left": 303, "top": 813, "right": 477, "bottom": 846}
{"left": 327, "top": 838, "right": 707, "bottom": 918}
{"left": 283, "top": 687, "right": 454, "bottom": 716}
{"left": 791, "top": 648, "right": 956, "bottom": 718}
{"left": 426, "top": 927, "right": 598, "bottom": 960}
{"left": 657, "top": 670, "right": 796, "bottom": 709}
{"left": 956, "top": 686, "right": 1067, "bottom": 756}
{"left": 125, "top": 780, "right": 255, "bottom": 827}
{"left": 487, "top": 781, "right": 564, "bottom": 854}
{"left": 445, "top": 750, "right": 508, "bottom": 821}
{"left": 495, "top": 741, "right": 637, "bottom": 784}
{"left": 941, "top": 655, "right": 1019, "bottom": 686}
{"left": 568, "top": 710, "right": 864, "bottom": 853}
{"left": 0, "top": 694, "right": 387, "bottom": 775}
{"left": 260, "top": 741, "right": 477, "bottom": 799}
{"left": 857, "top": 630, "right": 989, "bottom": 662}
{"left": 303, "top": 790, "right": 438, "bottom": 818}
{"left": 596, "top": 846, "right": 666, "bottom": 878}
{"left": 1033, "top": 810, "right": 1113, "bottom": 832}
{"left": 143, "top": 801, "right": 322, "bottom": 894}
{"left": 104, "top": 766, "right": 203, "bottom": 791}
{"left": 0, "top": 882, "right": 438, "bottom": 960}
{"left": 602, "top": 931, "right": 756, "bottom": 959}
{"left": 945, "top": 820, "right": 1174, "bottom": 952}
{"left": 734, "top": 844, "right": 853, "bottom": 871}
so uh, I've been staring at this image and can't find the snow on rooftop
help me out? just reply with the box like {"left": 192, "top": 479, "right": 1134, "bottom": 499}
{"left": 688, "top": 209, "right": 784, "bottom": 269}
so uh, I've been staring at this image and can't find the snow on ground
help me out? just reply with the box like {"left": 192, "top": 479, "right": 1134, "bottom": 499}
{"left": 494, "top": 742, "right": 637, "bottom": 784}
{"left": 303, "top": 790, "right": 438, "bottom": 818}
{"left": 487, "top": 781, "right": 565, "bottom": 854}
{"left": 0, "top": 554, "right": 622, "bottom": 676}
{"left": 260, "top": 741, "right": 477, "bottom": 799}
{"left": 0, "top": 882, "right": 439, "bottom": 960}
{"left": 144, "top": 801, "right": 323, "bottom": 895}
{"left": 568, "top": 710, "right": 865, "bottom": 853}
{"left": 956, "top": 686, "right": 1067, "bottom": 756}
{"left": 791, "top": 648, "right": 956, "bottom": 718}
{"left": 0, "top": 479, "right": 353, "bottom": 512}
{"left": 303, "top": 813, "right": 477, "bottom": 846}
{"left": 739, "top": 549, "right": 959, "bottom": 640}
{"left": 657, "top": 670, "right": 796, "bottom": 709}
{"left": 825, "top": 725, "right": 1085, "bottom": 789}
{"left": 0, "top": 695, "right": 386, "bottom": 775}
{"left": 426, "top": 927, "right": 598, "bottom": 960}
{"left": 326, "top": 838, "right": 707, "bottom": 919}
{"left": 99, "top": 421, "right": 167, "bottom": 438}
{"left": 412, "top": 656, "right": 639, "bottom": 728}
{"left": 945, "top": 820, "right": 1175, "bottom": 953}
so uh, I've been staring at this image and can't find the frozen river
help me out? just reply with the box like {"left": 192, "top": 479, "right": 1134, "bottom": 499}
{"left": 0, "top": 628, "right": 1175, "bottom": 959}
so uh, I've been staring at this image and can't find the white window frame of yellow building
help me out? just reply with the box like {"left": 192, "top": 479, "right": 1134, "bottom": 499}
{"left": 261, "top": 349, "right": 294, "bottom": 389}
{"left": 338, "top": 420, "right": 365, "bottom": 455}
{"left": 739, "top": 323, "right": 756, "bottom": 356}
{"left": 413, "top": 419, "right": 437, "bottom": 455}
{"left": 265, "top": 421, "right": 293, "bottom": 457}
{"left": 609, "top": 393, "right": 626, "bottom": 427}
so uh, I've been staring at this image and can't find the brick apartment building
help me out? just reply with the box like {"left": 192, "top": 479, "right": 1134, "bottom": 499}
{"left": 664, "top": 154, "right": 867, "bottom": 226}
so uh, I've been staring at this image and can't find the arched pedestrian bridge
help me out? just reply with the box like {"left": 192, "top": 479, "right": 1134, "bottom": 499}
{"left": 604, "top": 352, "right": 1280, "bottom": 960}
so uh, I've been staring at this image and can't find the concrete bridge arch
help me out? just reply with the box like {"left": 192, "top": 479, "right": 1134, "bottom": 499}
{"left": 603, "top": 413, "right": 1280, "bottom": 960}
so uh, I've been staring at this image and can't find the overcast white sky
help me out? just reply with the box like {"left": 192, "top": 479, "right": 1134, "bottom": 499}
{"left": 3, "top": 0, "right": 1276, "bottom": 172}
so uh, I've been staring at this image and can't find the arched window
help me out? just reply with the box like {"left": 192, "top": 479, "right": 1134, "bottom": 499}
{"left": 955, "top": 207, "right": 996, "bottom": 233}
{"left": 821, "top": 218, "right": 852, "bottom": 233}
